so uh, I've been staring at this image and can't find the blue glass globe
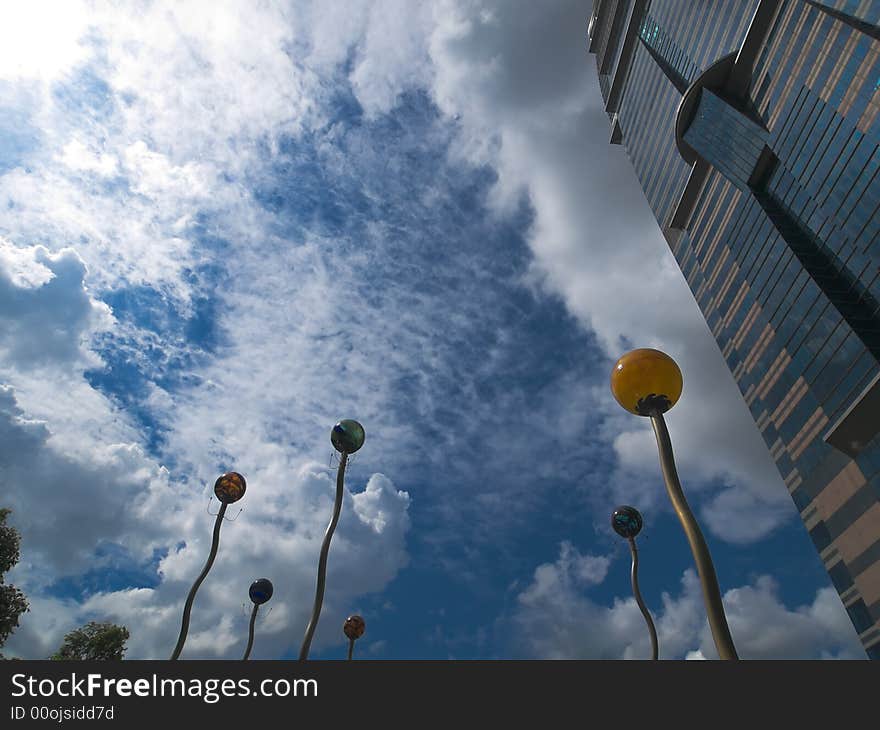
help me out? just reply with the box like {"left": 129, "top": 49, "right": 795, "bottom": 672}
{"left": 612, "top": 506, "right": 643, "bottom": 538}
{"left": 249, "top": 578, "right": 274, "bottom": 605}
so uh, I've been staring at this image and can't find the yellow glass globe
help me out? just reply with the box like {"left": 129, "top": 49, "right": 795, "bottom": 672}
{"left": 610, "top": 348, "right": 683, "bottom": 416}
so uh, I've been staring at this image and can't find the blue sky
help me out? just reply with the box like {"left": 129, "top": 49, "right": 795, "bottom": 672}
{"left": 0, "top": 0, "right": 866, "bottom": 659}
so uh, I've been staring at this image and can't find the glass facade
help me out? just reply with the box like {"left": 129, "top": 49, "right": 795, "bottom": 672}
{"left": 684, "top": 88, "right": 769, "bottom": 190}
{"left": 589, "top": 0, "right": 880, "bottom": 657}
{"left": 594, "top": 0, "right": 635, "bottom": 105}
{"left": 639, "top": 11, "right": 700, "bottom": 92}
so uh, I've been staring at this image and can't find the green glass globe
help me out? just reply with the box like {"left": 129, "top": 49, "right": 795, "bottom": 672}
{"left": 331, "top": 419, "right": 365, "bottom": 454}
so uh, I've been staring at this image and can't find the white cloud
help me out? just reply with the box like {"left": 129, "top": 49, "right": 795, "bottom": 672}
{"left": 348, "top": 1, "right": 434, "bottom": 117}
{"left": 518, "top": 542, "right": 610, "bottom": 607}
{"left": 0, "top": 2, "right": 90, "bottom": 81}
{"left": 59, "top": 140, "right": 118, "bottom": 177}
{"left": 0, "top": 594, "right": 78, "bottom": 660}
{"left": 0, "top": 1, "right": 325, "bottom": 304}
{"left": 0, "top": 236, "right": 411, "bottom": 661}
{"left": 508, "top": 543, "right": 865, "bottom": 659}
{"left": 419, "top": 0, "right": 795, "bottom": 543}
{"left": 0, "top": 240, "right": 112, "bottom": 368}
{"left": 701, "top": 487, "right": 794, "bottom": 544}
{"left": 0, "top": 0, "right": 794, "bottom": 551}
{"left": 4, "top": 451, "right": 411, "bottom": 659}
{"left": 0, "top": 239, "right": 140, "bottom": 459}
{"left": 0, "top": 379, "right": 182, "bottom": 579}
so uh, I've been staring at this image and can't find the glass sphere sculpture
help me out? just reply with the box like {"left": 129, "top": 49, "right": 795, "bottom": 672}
{"left": 343, "top": 614, "right": 366, "bottom": 640}
{"left": 214, "top": 472, "right": 247, "bottom": 504}
{"left": 612, "top": 506, "right": 643, "bottom": 539}
{"left": 610, "top": 348, "right": 682, "bottom": 416}
{"left": 331, "top": 419, "right": 366, "bottom": 454}
{"left": 249, "top": 578, "right": 274, "bottom": 605}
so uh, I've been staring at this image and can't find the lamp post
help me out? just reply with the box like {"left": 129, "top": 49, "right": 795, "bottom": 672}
{"left": 299, "top": 419, "right": 365, "bottom": 660}
{"left": 612, "top": 506, "right": 658, "bottom": 660}
{"left": 170, "top": 472, "right": 247, "bottom": 660}
{"left": 242, "top": 578, "right": 273, "bottom": 661}
{"left": 343, "top": 614, "right": 365, "bottom": 660}
{"left": 610, "top": 348, "right": 738, "bottom": 660}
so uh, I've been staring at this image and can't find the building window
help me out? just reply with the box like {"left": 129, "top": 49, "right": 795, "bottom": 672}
{"left": 846, "top": 598, "right": 875, "bottom": 635}
{"left": 809, "top": 520, "right": 832, "bottom": 552}
{"left": 637, "top": 12, "right": 697, "bottom": 94}
{"left": 828, "top": 559, "right": 854, "bottom": 593}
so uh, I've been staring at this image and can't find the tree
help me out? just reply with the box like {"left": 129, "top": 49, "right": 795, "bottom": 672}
{"left": 0, "top": 508, "right": 29, "bottom": 652}
{"left": 51, "top": 622, "right": 130, "bottom": 661}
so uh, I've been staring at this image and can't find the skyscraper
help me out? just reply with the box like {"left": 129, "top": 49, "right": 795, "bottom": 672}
{"left": 588, "top": 0, "right": 880, "bottom": 658}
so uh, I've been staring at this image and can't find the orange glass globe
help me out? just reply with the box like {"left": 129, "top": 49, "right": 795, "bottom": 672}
{"left": 214, "top": 472, "right": 247, "bottom": 504}
{"left": 343, "top": 614, "right": 366, "bottom": 640}
{"left": 610, "top": 348, "right": 683, "bottom": 416}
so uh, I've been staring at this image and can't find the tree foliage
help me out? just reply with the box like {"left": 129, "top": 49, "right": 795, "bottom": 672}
{"left": 0, "top": 508, "right": 29, "bottom": 651}
{"left": 51, "top": 621, "right": 130, "bottom": 661}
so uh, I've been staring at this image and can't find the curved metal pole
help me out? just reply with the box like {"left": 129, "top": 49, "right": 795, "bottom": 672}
{"left": 628, "top": 537, "right": 659, "bottom": 660}
{"left": 347, "top": 637, "right": 355, "bottom": 661}
{"left": 650, "top": 413, "right": 738, "bottom": 660}
{"left": 170, "top": 502, "right": 227, "bottom": 660}
{"left": 299, "top": 452, "right": 348, "bottom": 660}
{"left": 242, "top": 603, "right": 259, "bottom": 661}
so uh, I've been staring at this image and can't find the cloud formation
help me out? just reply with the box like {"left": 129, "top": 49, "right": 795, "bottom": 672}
{"left": 0, "top": 233, "right": 412, "bottom": 661}
{"left": 0, "top": 240, "right": 111, "bottom": 368}
{"left": 507, "top": 542, "right": 864, "bottom": 659}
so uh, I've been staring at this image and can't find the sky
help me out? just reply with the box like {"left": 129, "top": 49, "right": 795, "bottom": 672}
{"left": 0, "top": 0, "right": 867, "bottom": 660}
